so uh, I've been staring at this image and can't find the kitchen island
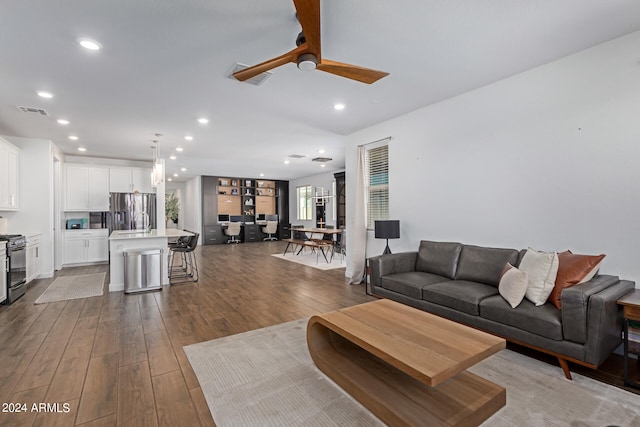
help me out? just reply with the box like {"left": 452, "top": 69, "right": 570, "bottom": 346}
{"left": 108, "top": 229, "right": 194, "bottom": 292}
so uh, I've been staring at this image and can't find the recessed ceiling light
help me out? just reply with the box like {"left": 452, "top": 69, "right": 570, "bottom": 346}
{"left": 184, "top": 136, "right": 193, "bottom": 141}
{"left": 320, "top": 164, "right": 326, "bottom": 168}
{"left": 334, "top": 103, "right": 345, "bottom": 111}
{"left": 175, "top": 147, "right": 183, "bottom": 152}
{"left": 169, "top": 155, "right": 176, "bottom": 160}
{"left": 77, "top": 38, "right": 102, "bottom": 51}
{"left": 180, "top": 167, "right": 186, "bottom": 172}
{"left": 260, "top": 173, "right": 264, "bottom": 177}
{"left": 68, "top": 135, "right": 78, "bottom": 140}
{"left": 37, "top": 91, "right": 54, "bottom": 99}
{"left": 197, "top": 117, "right": 209, "bottom": 124}
{"left": 168, "top": 178, "right": 173, "bottom": 182}
{"left": 284, "top": 160, "right": 290, "bottom": 164}
{"left": 57, "top": 119, "right": 69, "bottom": 125}
{"left": 77, "top": 147, "right": 86, "bottom": 152}
{"left": 318, "top": 149, "right": 325, "bottom": 154}
{"left": 173, "top": 173, "right": 178, "bottom": 177}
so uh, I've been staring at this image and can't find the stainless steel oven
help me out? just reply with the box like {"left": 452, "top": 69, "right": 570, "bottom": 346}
{"left": 0, "top": 234, "right": 27, "bottom": 304}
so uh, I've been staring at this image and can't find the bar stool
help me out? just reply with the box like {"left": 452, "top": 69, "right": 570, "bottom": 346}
{"left": 168, "top": 233, "right": 199, "bottom": 284}
{"left": 168, "top": 234, "right": 190, "bottom": 269}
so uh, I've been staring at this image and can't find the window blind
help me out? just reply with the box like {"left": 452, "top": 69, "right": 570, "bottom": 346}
{"left": 365, "top": 144, "right": 389, "bottom": 228}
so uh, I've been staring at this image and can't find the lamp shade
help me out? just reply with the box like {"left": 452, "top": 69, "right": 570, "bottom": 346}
{"left": 374, "top": 220, "right": 400, "bottom": 239}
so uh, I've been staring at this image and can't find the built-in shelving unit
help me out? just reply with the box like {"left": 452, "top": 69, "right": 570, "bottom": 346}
{"left": 201, "top": 176, "right": 289, "bottom": 245}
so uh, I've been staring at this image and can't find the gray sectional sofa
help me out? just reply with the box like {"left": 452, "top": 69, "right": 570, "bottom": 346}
{"left": 368, "top": 240, "right": 635, "bottom": 378}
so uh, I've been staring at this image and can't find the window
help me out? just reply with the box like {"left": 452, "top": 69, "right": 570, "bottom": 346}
{"left": 296, "top": 185, "right": 312, "bottom": 220}
{"left": 365, "top": 144, "right": 389, "bottom": 228}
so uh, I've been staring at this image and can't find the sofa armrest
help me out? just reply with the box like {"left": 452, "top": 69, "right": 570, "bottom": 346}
{"left": 368, "top": 252, "right": 418, "bottom": 288}
{"left": 583, "top": 279, "right": 635, "bottom": 365}
{"left": 562, "top": 275, "right": 620, "bottom": 343}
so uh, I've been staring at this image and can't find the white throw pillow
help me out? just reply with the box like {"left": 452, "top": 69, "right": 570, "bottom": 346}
{"left": 499, "top": 263, "right": 528, "bottom": 308}
{"left": 519, "top": 248, "right": 559, "bottom": 306}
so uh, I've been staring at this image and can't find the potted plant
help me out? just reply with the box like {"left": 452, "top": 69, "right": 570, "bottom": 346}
{"left": 165, "top": 193, "right": 180, "bottom": 227}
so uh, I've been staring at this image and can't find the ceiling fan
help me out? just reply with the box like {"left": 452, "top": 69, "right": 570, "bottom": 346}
{"left": 232, "top": 0, "right": 389, "bottom": 84}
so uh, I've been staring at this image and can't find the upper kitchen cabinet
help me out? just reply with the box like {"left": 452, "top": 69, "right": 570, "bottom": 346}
{"left": 0, "top": 137, "right": 19, "bottom": 211}
{"left": 109, "top": 167, "right": 153, "bottom": 193}
{"left": 65, "top": 164, "right": 109, "bottom": 211}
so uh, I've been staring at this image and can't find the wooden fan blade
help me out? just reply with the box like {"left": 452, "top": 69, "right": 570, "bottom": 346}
{"left": 317, "top": 59, "right": 389, "bottom": 84}
{"left": 293, "top": 0, "right": 321, "bottom": 57}
{"left": 233, "top": 45, "right": 306, "bottom": 81}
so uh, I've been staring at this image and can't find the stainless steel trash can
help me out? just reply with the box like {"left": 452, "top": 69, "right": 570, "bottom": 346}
{"left": 123, "top": 248, "right": 163, "bottom": 294}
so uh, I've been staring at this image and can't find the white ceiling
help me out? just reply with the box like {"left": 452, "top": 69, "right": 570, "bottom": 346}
{"left": 1, "top": 0, "right": 640, "bottom": 182}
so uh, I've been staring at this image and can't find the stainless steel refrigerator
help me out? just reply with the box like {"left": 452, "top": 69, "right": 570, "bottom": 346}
{"left": 109, "top": 192, "right": 157, "bottom": 232}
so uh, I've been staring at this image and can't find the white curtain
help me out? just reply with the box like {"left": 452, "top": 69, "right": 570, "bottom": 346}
{"left": 347, "top": 145, "right": 367, "bottom": 284}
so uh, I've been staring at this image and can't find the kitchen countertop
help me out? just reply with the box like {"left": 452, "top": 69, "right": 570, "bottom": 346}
{"left": 108, "top": 229, "right": 194, "bottom": 240}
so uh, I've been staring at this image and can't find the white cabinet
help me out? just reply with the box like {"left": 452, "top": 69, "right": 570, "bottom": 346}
{"left": 109, "top": 167, "right": 153, "bottom": 193}
{"left": 109, "top": 168, "right": 133, "bottom": 193}
{"left": 0, "top": 137, "right": 19, "bottom": 211}
{"left": 86, "top": 236, "right": 109, "bottom": 262}
{"left": 65, "top": 165, "right": 109, "bottom": 211}
{"left": 64, "top": 230, "right": 109, "bottom": 264}
{"left": 131, "top": 169, "right": 153, "bottom": 193}
{"left": 26, "top": 234, "right": 42, "bottom": 283}
{"left": 64, "top": 237, "right": 87, "bottom": 264}
{"left": 0, "top": 248, "right": 6, "bottom": 303}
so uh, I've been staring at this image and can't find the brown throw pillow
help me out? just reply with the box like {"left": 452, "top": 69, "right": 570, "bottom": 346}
{"left": 549, "top": 250, "right": 605, "bottom": 309}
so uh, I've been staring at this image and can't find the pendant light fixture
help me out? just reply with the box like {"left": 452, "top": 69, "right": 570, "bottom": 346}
{"left": 151, "top": 140, "right": 164, "bottom": 187}
{"left": 311, "top": 186, "right": 335, "bottom": 203}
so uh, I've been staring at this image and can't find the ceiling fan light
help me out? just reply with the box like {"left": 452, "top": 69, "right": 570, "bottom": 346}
{"left": 297, "top": 53, "right": 317, "bottom": 71}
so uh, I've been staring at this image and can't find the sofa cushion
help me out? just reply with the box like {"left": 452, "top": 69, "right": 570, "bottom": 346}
{"left": 381, "top": 272, "right": 449, "bottom": 299}
{"left": 498, "top": 263, "right": 528, "bottom": 308}
{"left": 548, "top": 250, "right": 606, "bottom": 310}
{"left": 519, "top": 248, "right": 559, "bottom": 306}
{"left": 422, "top": 280, "right": 499, "bottom": 316}
{"left": 480, "top": 295, "right": 563, "bottom": 340}
{"left": 415, "top": 241, "right": 462, "bottom": 279}
{"left": 455, "top": 245, "right": 519, "bottom": 287}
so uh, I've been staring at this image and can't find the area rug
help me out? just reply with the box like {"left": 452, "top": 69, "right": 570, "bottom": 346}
{"left": 271, "top": 251, "right": 345, "bottom": 271}
{"left": 185, "top": 318, "right": 640, "bottom": 427}
{"left": 34, "top": 273, "right": 106, "bottom": 304}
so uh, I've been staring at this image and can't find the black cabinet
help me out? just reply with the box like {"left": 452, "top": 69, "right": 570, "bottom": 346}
{"left": 202, "top": 176, "right": 218, "bottom": 226}
{"left": 334, "top": 172, "right": 346, "bottom": 229}
{"left": 243, "top": 224, "right": 261, "bottom": 242}
{"left": 279, "top": 223, "right": 292, "bottom": 240}
{"left": 203, "top": 225, "right": 225, "bottom": 245}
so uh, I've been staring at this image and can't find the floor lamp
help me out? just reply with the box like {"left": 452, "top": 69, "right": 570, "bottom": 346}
{"left": 374, "top": 220, "right": 400, "bottom": 255}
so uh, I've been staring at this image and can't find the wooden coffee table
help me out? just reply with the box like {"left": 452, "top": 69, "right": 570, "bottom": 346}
{"left": 307, "top": 299, "right": 506, "bottom": 427}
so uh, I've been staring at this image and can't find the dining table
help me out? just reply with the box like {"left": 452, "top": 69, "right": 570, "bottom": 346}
{"left": 292, "top": 227, "right": 343, "bottom": 262}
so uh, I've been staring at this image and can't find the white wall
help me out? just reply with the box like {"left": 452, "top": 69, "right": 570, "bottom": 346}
{"left": 345, "top": 30, "right": 640, "bottom": 283}
{"left": 183, "top": 176, "right": 202, "bottom": 242}
{"left": 1, "top": 136, "right": 57, "bottom": 278}
{"left": 289, "top": 169, "right": 343, "bottom": 228}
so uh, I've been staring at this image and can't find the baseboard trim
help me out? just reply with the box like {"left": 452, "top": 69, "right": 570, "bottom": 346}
{"left": 109, "top": 283, "right": 124, "bottom": 292}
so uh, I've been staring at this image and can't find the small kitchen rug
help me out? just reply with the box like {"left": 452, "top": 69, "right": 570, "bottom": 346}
{"left": 34, "top": 273, "right": 106, "bottom": 304}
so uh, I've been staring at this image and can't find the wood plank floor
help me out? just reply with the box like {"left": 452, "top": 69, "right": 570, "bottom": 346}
{"left": 1, "top": 241, "right": 636, "bottom": 426}
{"left": 0, "top": 242, "right": 374, "bottom": 426}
